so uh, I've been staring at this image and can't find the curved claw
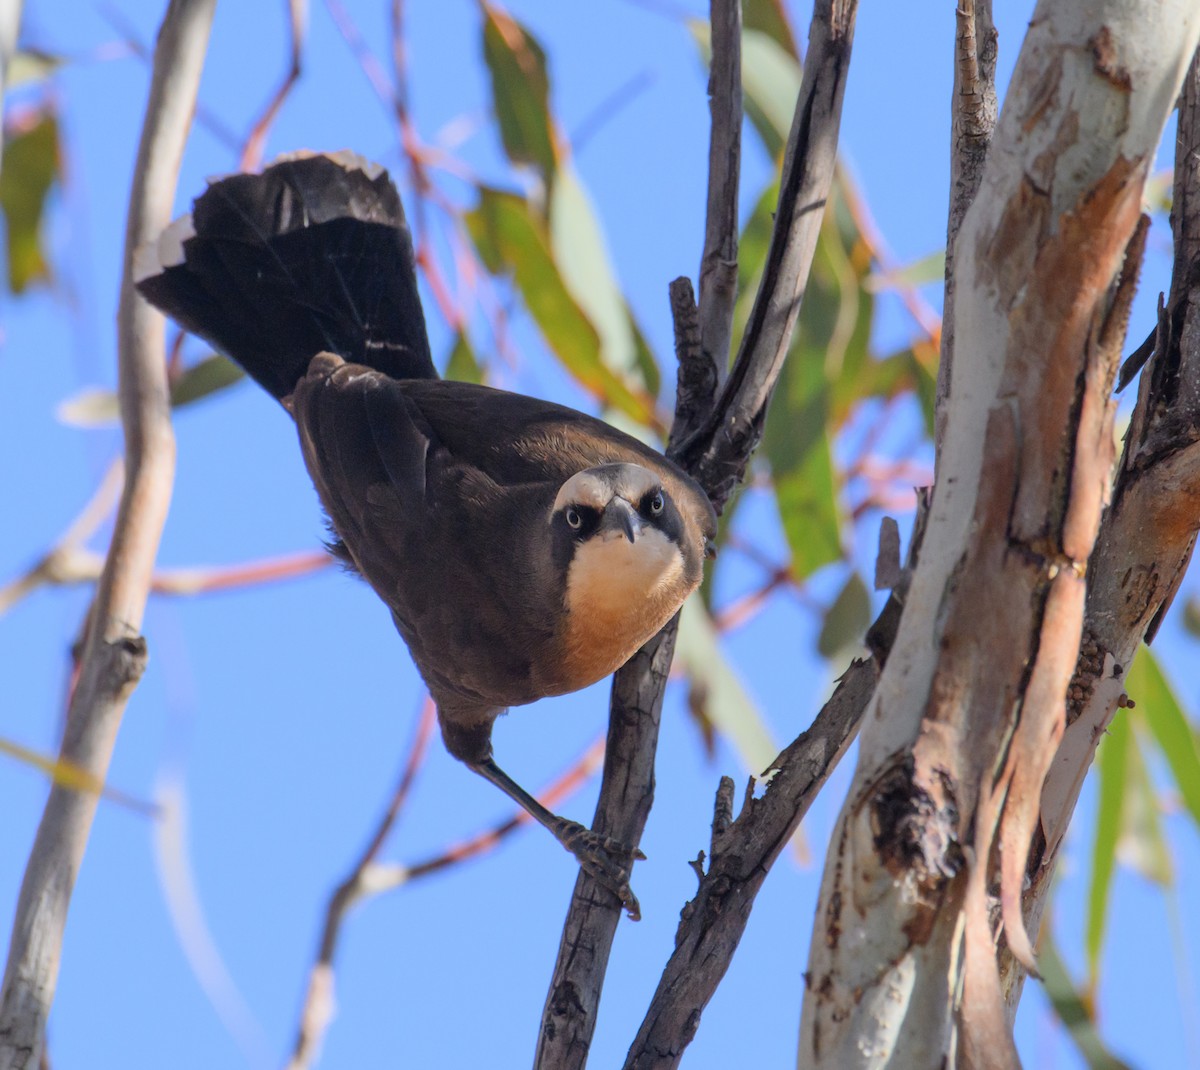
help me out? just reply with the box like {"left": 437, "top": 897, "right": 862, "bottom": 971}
{"left": 553, "top": 818, "right": 644, "bottom": 920}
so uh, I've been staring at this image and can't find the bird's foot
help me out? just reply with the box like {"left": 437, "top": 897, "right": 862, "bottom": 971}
{"left": 551, "top": 818, "right": 646, "bottom": 921}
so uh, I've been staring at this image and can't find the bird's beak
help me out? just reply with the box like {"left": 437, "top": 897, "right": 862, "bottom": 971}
{"left": 598, "top": 497, "right": 642, "bottom": 543}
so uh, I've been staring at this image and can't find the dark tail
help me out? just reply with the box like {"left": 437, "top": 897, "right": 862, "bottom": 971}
{"left": 135, "top": 152, "right": 436, "bottom": 400}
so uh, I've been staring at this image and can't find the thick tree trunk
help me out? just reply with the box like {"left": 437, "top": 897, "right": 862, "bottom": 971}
{"left": 798, "top": 4, "right": 1200, "bottom": 1068}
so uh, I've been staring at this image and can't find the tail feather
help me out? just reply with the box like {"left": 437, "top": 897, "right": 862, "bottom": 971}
{"left": 135, "top": 152, "right": 436, "bottom": 400}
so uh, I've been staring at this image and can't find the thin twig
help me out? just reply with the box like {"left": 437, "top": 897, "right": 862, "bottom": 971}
{"left": 285, "top": 698, "right": 437, "bottom": 1070}
{"left": 535, "top": 2, "right": 860, "bottom": 1066}
{"left": 673, "top": 0, "right": 861, "bottom": 511}
{"left": 697, "top": 0, "right": 742, "bottom": 380}
{"left": 3, "top": 541, "right": 331, "bottom": 609}
{"left": 238, "top": 0, "right": 306, "bottom": 171}
{"left": 0, "top": 2, "right": 214, "bottom": 1065}
{"left": 0, "top": 461, "right": 123, "bottom": 616}
{"left": 286, "top": 727, "right": 605, "bottom": 1070}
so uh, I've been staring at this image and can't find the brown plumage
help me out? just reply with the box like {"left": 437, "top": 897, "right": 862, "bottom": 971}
{"left": 136, "top": 152, "right": 716, "bottom": 916}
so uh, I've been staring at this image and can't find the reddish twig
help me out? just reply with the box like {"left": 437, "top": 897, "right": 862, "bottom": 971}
{"left": 285, "top": 729, "right": 605, "bottom": 1070}
{"left": 238, "top": 0, "right": 306, "bottom": 171}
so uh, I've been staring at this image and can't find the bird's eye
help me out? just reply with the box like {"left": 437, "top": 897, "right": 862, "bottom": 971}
{"left": 648, "top": 491, "right": 665, "bottom": 515}
{"left": 565, "top": 507, "right": 583, "bottom": 530}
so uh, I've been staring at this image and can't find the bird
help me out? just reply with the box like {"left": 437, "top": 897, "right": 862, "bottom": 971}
{"left": 134, "top": 151, "right": 717, "bottom": 917}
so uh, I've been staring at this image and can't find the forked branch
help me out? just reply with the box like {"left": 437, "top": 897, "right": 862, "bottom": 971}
{"left": 535, "top": 2, "right": 860, "bottom": 1067}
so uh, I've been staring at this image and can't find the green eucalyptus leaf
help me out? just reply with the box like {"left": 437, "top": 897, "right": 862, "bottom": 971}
{"left": 480, "top": 1, "right": 557, "bottom": 185}
{"left": 1119, "top": 718, "right": 1172, "bottom": 886}
{"left": 1039, "top": 930, "right": 1135, "bottom": 1070}
{"left": 1086, "top": 710, "right": 1127, "bottom": 987}
{"left": 0, "top": 111, "right": 59, "bottom": 293}
{"left": 676, "top": 598, "right": 777, "bottom": 773}
{"left": 465, "top": 186, "right": 655, "bottom": 425}
{"left": 817, "top": 571, "right": 870, "bottom": 660}
{"left": 169, "top": 354, "right": 245, "bottom": 408}
{"left": 1127, "top": 645, "right": 1200, "bottom": 831}
{"left": 549, "top": 166, "right": 659, "bottom": 400}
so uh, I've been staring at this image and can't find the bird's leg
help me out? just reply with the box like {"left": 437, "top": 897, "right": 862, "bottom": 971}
{"left": 472, "top": 756, "right": 645, "bottom": 920}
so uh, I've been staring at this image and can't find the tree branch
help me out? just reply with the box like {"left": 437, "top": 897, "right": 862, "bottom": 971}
{"left": 622, "top": 658, "right": 874, "bottom": 1070}
{"left": 935, "top": 0, "right": 996, "bottom": 451}
{"left": 798, "top": 5, "right": 1200, "bottom": 1066}
{"left": 697, "top": 0, "right": 742, "bottom": 383}
{"left": 535, "top": 2, "right": 860, "bottom": 1066}
{"left": 674, "top": 0, "right": 860, "bottom": 512}
{"left": 0, "top": 2, "right": 214, "bottom": 1065}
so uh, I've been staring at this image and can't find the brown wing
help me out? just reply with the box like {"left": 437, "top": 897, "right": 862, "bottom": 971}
{"left": 292, "top": 359, "right": 565, "bottom": 711}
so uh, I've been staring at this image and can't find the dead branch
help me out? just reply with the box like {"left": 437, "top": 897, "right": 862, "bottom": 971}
{"left": 622, "top": 658, "right": 874, "bottom": 1070}
{"left": 535, "top": 2, "right": 860, "bottom": 1066}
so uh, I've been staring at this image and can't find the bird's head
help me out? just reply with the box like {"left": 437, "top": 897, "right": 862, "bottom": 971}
{"left": 549, "top": 463, "right": 715, "bottom": 670}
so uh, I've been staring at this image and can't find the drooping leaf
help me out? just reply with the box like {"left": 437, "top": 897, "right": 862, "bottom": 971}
{"left": 853, "top": 346, "right": 938, "bottom": 436}
{"left": 1086, "top": 709, "right": 1127, "bottom": 988}
{"left": 700, "top": 480, "right": 747, "bottom": 613}
{"left": 1039, "top": 930, "right": 1135, "bottom": 1070}
{"left": 756, "top": 186, "right": 854, "bottom": 579}
{"left": 58, "top": 355, "right": 247, "bottom": 427}
{"left": 1127, "top": 644, "right": 1200, "bottom": 831}
{"left": 743, "top": 0, "right": 798, "bottom": 59}
{"left": 57, "top": 388, "right": 120, "bottom": 428}
{"left": 865, "top": 249, "right": 946, "bottom": 293}
{"left": 170, "top": 354, "right": 245, "bottom": 408}
{"left": 549, "top": 165, "right": 659, "bottom": 400}
{"left": 480, "top": 1, "right": 557, "bottom": 186}
{"left": 1119, "top": 719, "right": 1172, "bottom": 886}
{"left": 817, "top": 571, "right": 871, "bottom": 659}
{"left": 445, "top": 329, "right": 484, "bottom": 384}
{"left": 6, "top": 49, "right": 64, "bottom": 88}
{"left": 0, "top": 110, "right": 59, "bottom": 293}
{"left": 676, "top": 598, "right": 777, "bottom": 773}
{"left": 466, "top": 186, "right": 656, "bottom": 425}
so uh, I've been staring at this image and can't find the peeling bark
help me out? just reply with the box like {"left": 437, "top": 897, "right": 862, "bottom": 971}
{"left": 799, "top": 4, "right": 1200, "bottom": 1067}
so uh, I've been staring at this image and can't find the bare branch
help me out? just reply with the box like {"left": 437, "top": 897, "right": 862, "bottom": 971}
{"left": 622, "top": 658, "right": 874, "bottom": 1070}
{"left": 936, "top": 0, "right": 996, "bottom": 451}
{"left": 668, "top": 276, "right": 718, "bottom": 445}
{"left": 0, "top": 2, "right": 214, "bottom": 1064}
{"left": 285, "top": 700, "right": 436, "bottom": 1070}
{"left": 535, "top": 625, "right": 680, "bottom": 1070}
{"left": 697, "top": 0, "right": 742, "bottom": 382}
{"left": 675, "top": 0, "right": 860, "bottom": 510}
{"left": 536, "top": 4, "right": 860, "bottom": 1064}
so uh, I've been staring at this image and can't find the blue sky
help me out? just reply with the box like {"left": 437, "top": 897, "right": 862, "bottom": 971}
{"left": 1, "top": 2, "right": 1197, "bottom": 1068}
